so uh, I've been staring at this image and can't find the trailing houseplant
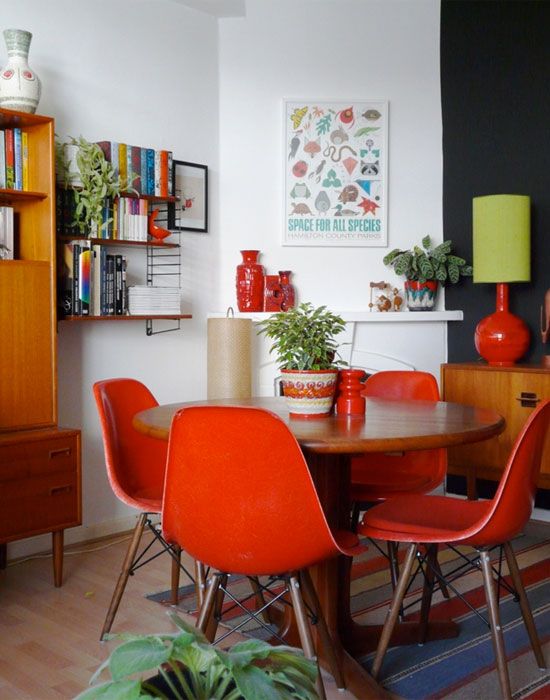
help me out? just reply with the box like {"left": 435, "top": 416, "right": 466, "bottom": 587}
{"left": 383, "top": 235, "right": 472, "bottom": 310}
{"left": 76, "top": 612, "right": 319, "bottom": 700}
{"left": 56, "top": 135, "right": 132, "bottom": 237}
{"left": 257, "top": 302, "right": 347, "bottom": 416}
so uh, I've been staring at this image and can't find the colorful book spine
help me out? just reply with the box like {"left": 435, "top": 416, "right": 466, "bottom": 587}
{"left": 0, "top": 131, "right": 6, "bottom": 189}
{"left": 5, "top": 129, "right": 14, "bottom": 189}
{"left": 118, "top": 143, "right": 128, "bottom": 189}
{"left": 115, "top": 254, "right": 123, "bottom": 315}
{"left": 60, "top": 242, "right": 74, "bottom": 316}
{"left": 106, "top": 254, "right": 115, "bottom": 315}
{"left": 140, "top": 149, "right": 148, "bottom": 196}
{"left": 21, "top": 131, "right": 29, "bottom": 190}
{"left": 79, "top": 242, "right": 91, "bottom": 316}
{"left": 167, "top": 151, "right": 173, "bottom": 196}
{"left": 146, "top": 149, "right": 155, "bottom": 196}
{"left": 13, "top": 129, "right": 22, "bottom": 190}
{"left": 72, "top": 242, "right": 81, "bottom": 316}
{"left": 154, "top": 151, "right": 161, "bottom": 196}
{"left": 159, "top": 150, "right": 169, "bottom": 197}
{"left": 131, "top": 145, "right": 142, "bottom": 194}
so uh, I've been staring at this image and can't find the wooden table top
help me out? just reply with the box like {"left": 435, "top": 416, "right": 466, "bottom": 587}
{"left": 133, "top": 396, "right": 505, "bottom": 454}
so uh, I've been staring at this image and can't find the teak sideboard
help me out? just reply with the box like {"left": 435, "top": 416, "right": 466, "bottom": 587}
{"left": 441, "top": 363, "right": 550, "bottom": 498}
{"left": 0, "top": 108, "right": 81, "bottom": 585}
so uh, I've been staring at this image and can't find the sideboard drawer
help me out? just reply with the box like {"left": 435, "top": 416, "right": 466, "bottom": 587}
{"left": 0, "top": 429, "right": 81, "bottom": 543}
{"left": 0, "top": 434, "right": 78, "bottom": 482}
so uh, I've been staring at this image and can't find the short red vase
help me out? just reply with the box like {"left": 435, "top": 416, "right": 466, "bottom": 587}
{"left": 236, "top": 250, "right": 264, "bottom": 312}
{"left": 475, "top": 283, "right": 530, "bottom": 366}
{"left": 278, "top": 270, "right": 296, "bottom": 312}
{"left": 336, "top": 368, "right": 367, "bottom": 415}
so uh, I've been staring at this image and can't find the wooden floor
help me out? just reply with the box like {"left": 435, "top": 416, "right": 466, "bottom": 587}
{"left": 0, "top": 529, "right": 356, "bottom": 699}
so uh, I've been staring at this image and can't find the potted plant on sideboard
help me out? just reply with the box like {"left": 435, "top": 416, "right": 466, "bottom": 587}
{"left": 76, "top": 612, "right": 319, "bottom": 700}
{"left": 383, "top": 235, "right": 472, "bottom": 311}
{"left": 257, "top": 302, "right": 347, "bottom": 417}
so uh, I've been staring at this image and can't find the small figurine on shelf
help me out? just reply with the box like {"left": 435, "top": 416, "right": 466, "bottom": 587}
{"left": 376, "top": 294, "right": 392, "bottom": 312}
{"left": 148, "top": 208, "right": 171, "bottom": 242}
{"left": 392, "top": 288, "right": 403, "bottom": 312}
{"left": 278, "top": 270, "right": 296, "bottom": 311}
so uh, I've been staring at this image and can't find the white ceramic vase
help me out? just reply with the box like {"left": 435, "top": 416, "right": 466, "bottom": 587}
{"left": 0, "top": 29, "right": 41, "bottom": 114}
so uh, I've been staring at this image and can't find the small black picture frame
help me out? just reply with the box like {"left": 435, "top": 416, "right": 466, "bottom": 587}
{"left": 168, "top": 160, "right": 208, "bottom": 232}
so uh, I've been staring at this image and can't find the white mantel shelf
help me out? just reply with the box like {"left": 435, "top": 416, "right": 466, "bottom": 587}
{"left": 211, "top": 310, "right": 463, "bottom": 322}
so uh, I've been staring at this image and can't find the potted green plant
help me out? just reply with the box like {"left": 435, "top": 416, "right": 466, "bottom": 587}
{"left": 76, "top": 613, "right": 319, "bottom": 700}
{"left": 56, "top": 135, "right": 131, "bottom": 237}
{"left": 383, "top": 235, "right": 472, "bottom": 311}
{"left": 257, "top": 302, "right": 347, "bottom": 417}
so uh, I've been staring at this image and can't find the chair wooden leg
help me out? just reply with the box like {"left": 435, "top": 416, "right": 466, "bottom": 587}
{"left": 300, "top": 569, "right": 345, "bottom": 690}
{"left": 387, "top": 541, "right": 407, "bottom": 622}
{"left": 288, "top": 574, "right": 326, "bottom": 700}
{"left": 170, "top": 545, "right": 181, "bottom": 606}
{"left": 371, "top": 542, "right": 418, "bottom": 680}
{"left": 418, "top": 544, "right": 437, "bottom": 643}
{"left": 479, "top": 549, "right": 512, "bottom": 700}
{"left": 503, "top": 541, "right": 546, "bottom": 670}
{"left": 197, "top": 573, "right": 221, "bottom": 639}
{"left": 433, "top": 545, "right": 451, "bottom": 599}
{"left": 194, "top": 560, "right": 206, "bottom": 609}
{"left": 100, "top": 513, "right": 147, "bottom": 640}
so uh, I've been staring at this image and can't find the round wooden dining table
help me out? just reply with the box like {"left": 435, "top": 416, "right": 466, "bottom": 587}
{"left": 134, "top": 395, "right": 505, "bottom": 700}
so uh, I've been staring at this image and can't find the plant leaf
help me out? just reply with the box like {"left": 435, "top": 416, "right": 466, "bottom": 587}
{"left": 74, "top": 679, "right": 143, "bottom": 700}
{"left": 109, "top": 638, "right": 171, "bottom": 681}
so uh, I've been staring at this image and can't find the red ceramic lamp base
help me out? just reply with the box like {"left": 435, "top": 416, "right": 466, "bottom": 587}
{"left": 474, "top": 283, "right": 530, "bottom": 366}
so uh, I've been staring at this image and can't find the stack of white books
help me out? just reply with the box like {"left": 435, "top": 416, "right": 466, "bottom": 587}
{"left": 127, "top": 286, "right": 181, "bottom": 315}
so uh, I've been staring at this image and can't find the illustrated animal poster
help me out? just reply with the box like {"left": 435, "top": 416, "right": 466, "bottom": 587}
{"left": 283, "top": 100, "right": 388, "bottom": 247}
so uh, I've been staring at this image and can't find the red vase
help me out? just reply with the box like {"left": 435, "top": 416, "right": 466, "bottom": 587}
{"left": 278, "top": 270, "right": 296, "bottom": 311}
{"left": 336, "top": 369, "right": 367, "bottom": 415}
{"left": 236, "top": 250, "right": 264, "bottom": 312}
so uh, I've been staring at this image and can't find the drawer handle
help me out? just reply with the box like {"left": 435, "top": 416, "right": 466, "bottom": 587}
{"left": 516, "top": 392, "right": 541, "bottom": 408}
{"left": 50, "top": 485, "right": 72, "bottom": 496}
{"left": 49, "top": 447, "right": 71, "bottom": 459}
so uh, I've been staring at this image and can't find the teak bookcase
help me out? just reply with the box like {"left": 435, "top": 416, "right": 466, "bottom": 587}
{"left": 0, "top": 108, "right": 81, "bottom": 585}
{"left": 441, "top": 363, "right": 550, "bottom": 498}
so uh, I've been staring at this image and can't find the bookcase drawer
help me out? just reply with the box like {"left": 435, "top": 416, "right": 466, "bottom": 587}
{"left": 0, "top": 434, "right": 78, "bottom": 482}
{"left": 0, "top": 470, "right": 79, "bottom": 541}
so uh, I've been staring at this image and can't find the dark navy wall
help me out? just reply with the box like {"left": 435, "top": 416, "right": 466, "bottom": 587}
{"left": 441, "top": 0, "right": 550, "bottom": 363}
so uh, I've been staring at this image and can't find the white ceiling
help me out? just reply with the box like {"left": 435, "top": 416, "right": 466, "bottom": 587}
{"left": 169, "top": 0, "right": 246, "bottom": 17}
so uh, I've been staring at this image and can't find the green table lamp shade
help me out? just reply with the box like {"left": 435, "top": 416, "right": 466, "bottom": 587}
{"left": 472, "top": 194, "right": 531, "bottom": 366}
{"left": 473, "top": 194, "right": 531, "bottom": 282}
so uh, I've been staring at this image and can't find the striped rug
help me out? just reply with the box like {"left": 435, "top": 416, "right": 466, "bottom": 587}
{"left": 147, "top": 522, "right": 550, "bottom": 699}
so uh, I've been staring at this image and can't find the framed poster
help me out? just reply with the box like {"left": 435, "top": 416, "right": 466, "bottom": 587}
{"left": 283, "top": 99, "right": 388, "bottom": 247}
{"left": 169, "top": 160, "right": 208, "bottom": 232}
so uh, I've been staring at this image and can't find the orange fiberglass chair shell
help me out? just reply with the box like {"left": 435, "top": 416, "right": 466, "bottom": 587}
{"left": 351, "top": 370, "right": 447, "bottom": 517}
{"left": 359, "top": 399, "right": 550, "bottom": 700}
{"left": 93, "top": 378, "right": 196, "bottom": 640}
{"left": 162, "top": 405, "right": 364, "bottom": 699}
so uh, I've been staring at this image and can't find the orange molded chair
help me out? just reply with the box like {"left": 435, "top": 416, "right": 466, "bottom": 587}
{"left": 359, "top": 399, "right": 550, "bottom": 700}
{"left": 93, "top": 378, "right": 195, "bottom": 640}
{"left": 162, "top": 405, "right": 364, "bottom": 699}
{"left": 351, "top": 370, "right": 447, "bottom": 511}
{"left": 350, "top": 371, "right": 448, "bottom": 600}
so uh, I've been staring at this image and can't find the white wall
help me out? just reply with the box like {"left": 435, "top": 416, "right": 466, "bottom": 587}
{"left": 217, "top": 0, "right": 444, "bottom": 310}
{"left": 4, "top": 0, "right": 220, "bottom": 557}
{"left": 4, "top": 0, "right": 448, "bottom": 558}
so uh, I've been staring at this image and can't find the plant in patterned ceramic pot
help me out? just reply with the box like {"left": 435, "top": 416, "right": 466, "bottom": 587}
{"left": 257, "top": 302, "right": 347, "bottom": 417}
{"left": 383, "top": 235, "right": 472, "bottom": 310}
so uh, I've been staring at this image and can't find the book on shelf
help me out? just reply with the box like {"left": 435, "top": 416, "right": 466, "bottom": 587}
{"left": 0, "top": 206, "right": 14, "bottom": 259}
{"left": 78, "top": 242, "right": 91, "bottom": 316}
{"left": 5, "top": 129, "right": 14, "bottom": 189}
{"left": 127, "top": 285, "right": 181, "bottom": 315}
{"left": 21, "top": 132, "right": 29, "bottom": 190}
{"left": 13, "top": 128, "right": 22, "bottom": 190}
{"left": 0, "top": 131, "right": 6, "bottom": 189}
